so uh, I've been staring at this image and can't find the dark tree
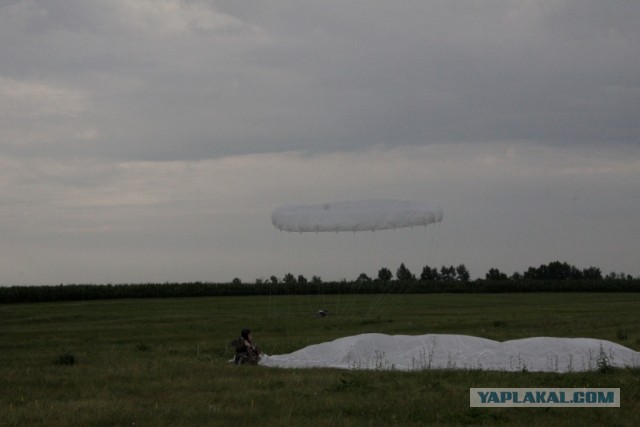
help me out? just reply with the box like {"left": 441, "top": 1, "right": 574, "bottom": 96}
{"left": 378, "top": 267, "right": 393, "bottom": 282}
{"left": 311, "top": 275, "right": 322, "bottom": 284}
{"left": 283, "top": 273, "right": 296, "bottom": 284}
{"left": 455, "top": 264, "right": 470, "bottom": 282}
{"left": 396, "top": 263, "right": 415, "bottom": 281}
{"left": 486, "top": 268, "right": 508, "bottom": 281}
{"left": 297, "top": 274, "right": 308, "bottom": 285}
{"left": 231, "top": 277, "right": 242, "bottom": 285}
{"left": 269, "top": 276, "right": 279, "bottom": 284}
{"left": 420, "top": 265, "right": 439, "bottom": 281}
{"left": 605, "top": 271, "right": 629, "bottom": 280}
{"left": 440, "top": 265, "right": 457, "bottom": 281}
{"left": 524, "top": 261, "right": 583, "bottom": 280}
{"left": 582, "top": 266, "right": 603, "bottom": 280}
{"left": 569, "top": 266, "right": 584, "bottom": 280}
{"left": 356, "top": 273, "right": 372, "bottom": 283}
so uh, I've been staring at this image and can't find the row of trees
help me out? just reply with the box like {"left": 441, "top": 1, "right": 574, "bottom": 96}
{"left": 244, "top": 261, "right": 635, "bottom": 286}
{"left": 240, "top": 263, "right": 471, "bottom": 286}
{"left": 2, "top": 261, "right": 637, "bottom": 304}
{"left": 487, "top": 261, "right": 635, "bottom": 282}
{"left": 363, "top": 263, "right": 471, "bottom": 283}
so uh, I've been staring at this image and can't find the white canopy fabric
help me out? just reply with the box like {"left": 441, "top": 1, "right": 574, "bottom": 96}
{"left": 271, "top": 199, "right": 443, "bottom": 233}
{"left": 260, "top": 333, "right": 640, "bottom": 372}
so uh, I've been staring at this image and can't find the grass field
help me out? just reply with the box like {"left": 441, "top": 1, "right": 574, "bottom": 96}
{"left": 1, "top": 293, "right": 639, "bottom": 426}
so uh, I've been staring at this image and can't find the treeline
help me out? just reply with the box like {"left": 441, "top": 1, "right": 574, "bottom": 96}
{"left": 1, "top": 261, "right": 638, "bottom": 304}
{"left": 254, "top": 261, "right": 634, "bottom": 286}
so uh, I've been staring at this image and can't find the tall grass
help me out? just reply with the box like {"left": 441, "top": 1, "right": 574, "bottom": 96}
{"left": 1, "top": 294, "right": 639, "bottom": 426}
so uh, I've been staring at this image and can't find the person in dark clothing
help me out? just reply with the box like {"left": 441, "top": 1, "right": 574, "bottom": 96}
{"left": 231, "top": 328, "right": 261, "bottom": 365}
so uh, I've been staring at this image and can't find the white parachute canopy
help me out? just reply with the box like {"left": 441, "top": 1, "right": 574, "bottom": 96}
{"left": 260, "top": 333, "right": 640, "bottom": 372}
{"left": 271, "top": 199, "right": 443, "bottom": 233}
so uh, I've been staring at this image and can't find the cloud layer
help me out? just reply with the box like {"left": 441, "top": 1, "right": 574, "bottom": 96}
{"left": 1, "top": 1, "right": 639, "bottom": 284}
{"left": 2, "top": 0, "right": 639, "bottom": 160}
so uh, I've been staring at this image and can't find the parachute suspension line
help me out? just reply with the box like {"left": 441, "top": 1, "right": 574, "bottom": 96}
{"left": 267, "top": 276, "right": 271, "bottom": 318}
{"left": 336, "top": 231, "right": 366, "bottom": 324}
{"left": 284, "top": 231, "right": 293, "bottom": 317}
{"left": 319, "top": 279, "right": 327, "bottom": 319}
{"left": 335, "top": 231, "right": 359, "bottom": 325}
{"left": 270, "top": 199, "right": 443, "bottom": 330}
{"left": 339, "top": 250, "right": 358, "bottom": 320}
{"left": 368, "top": 227, "right": 378, "bottom": 317}
{"left": 432, "top": 220, "right": 441, "bottom": 268}
{"left": 268, "top": 227, "right": 280, "bottom": 318}
{"left": 370, "top": 229, "right": 391, "bottom": 320}
{"left": 295, "top": 233, "right": 322, "bottom": 320}
{"left": 366, "top": 280, "right": 388, "bottom": 319}
{"left": 365, "top": 283, "right": 382, "bottom": 317}
{"left": 355, "top": 228, "right": 380, "bottom": 322}
{"left": 368, "top": 230, "right": 402, "bottom": 322}
{"left": 309, "top": 244, "right": 322, "bottom": 319}
{"left": 333, "top": 231, "right": 344, "bottom": 317}
{"left": 313, "top": 231, "right": 325, "bottom": 317}
{"left": 338, "top": 230, "right": 376, "bottom": 324}
{"left": 270, "top": 278, "right": 276, "bottom": 318}
{"left": 306, "top": 233, "right": 321, "bottom": 318}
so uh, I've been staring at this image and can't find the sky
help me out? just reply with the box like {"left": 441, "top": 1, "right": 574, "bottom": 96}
{"left": 1, "top": 0, "right": 639, "bottom": 285}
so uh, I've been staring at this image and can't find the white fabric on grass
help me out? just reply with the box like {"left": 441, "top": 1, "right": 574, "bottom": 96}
{"left": 260, "top": 333, "right": 640, "bottom": 372}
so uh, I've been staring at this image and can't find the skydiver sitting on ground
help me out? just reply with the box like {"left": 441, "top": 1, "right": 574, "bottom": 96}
{"left": 231, "top": 328, "right": 262, "bottom": 365}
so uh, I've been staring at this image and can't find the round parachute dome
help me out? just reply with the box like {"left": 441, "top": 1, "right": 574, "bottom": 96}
{"left": 271, "top": 199, "right": 443, "bottom": 233}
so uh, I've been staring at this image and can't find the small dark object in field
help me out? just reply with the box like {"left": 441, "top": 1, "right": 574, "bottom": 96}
{"left": 493, "top": 320, "right": 506, "bottom": 327}
{"left": 316, "top": 309, "right": 328, "bottom": 317}
{"left": 135, "top": 342, "right": 150, "bottom": 351}
{"left": 55, "top": 350, "right": 76, "bottom": 365}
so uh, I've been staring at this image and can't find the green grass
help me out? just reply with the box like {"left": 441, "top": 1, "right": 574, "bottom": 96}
{"left": 1, "top": 293, "right": 639, "bottom": 426}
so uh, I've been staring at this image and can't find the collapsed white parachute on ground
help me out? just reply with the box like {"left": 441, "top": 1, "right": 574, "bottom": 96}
{"left": 271, "top": 199, "right": 443, "bottom": 233}
{"left": 259, "top": 333, "right": 640, "bottom": 372}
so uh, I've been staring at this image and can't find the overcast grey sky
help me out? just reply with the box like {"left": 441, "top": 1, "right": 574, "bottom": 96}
{"left": 1, "top": 0, "right": 639, "bottom": 284}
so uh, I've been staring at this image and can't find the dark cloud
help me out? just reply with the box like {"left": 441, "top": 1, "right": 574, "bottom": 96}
{"left": 2, "top": 1, "right": 638, "bottom": 161}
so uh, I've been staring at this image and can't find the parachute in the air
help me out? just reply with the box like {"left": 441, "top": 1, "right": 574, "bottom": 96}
{"left": 271, "top": 199, "right": 443, "bottom": 233}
